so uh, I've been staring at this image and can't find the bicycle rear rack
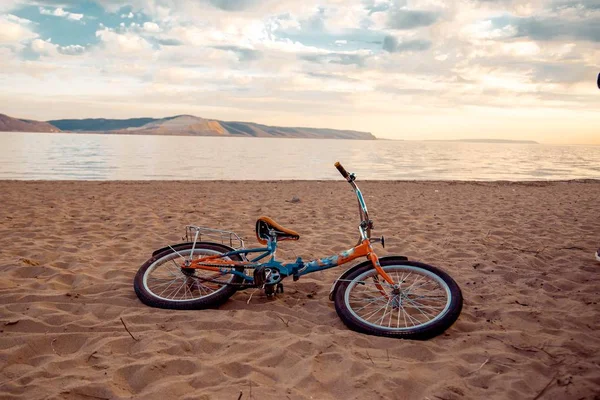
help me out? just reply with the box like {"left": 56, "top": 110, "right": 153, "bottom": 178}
{"left": 185, "top": 225, "right": 245, "bottom": 250}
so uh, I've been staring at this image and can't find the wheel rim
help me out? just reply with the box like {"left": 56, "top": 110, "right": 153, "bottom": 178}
{"left": 142, "top": 248, "right": 235, "bottom": 302}
{"left": 344, "top": 265, "right": 452, "bottom": 331}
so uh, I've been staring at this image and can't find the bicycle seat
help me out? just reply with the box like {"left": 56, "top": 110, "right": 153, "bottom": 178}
{"left": 256, "top": 216, "right": 300, "bottom": 245}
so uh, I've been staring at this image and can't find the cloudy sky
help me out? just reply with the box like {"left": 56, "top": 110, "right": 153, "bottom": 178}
{"left": 0, "top": 0, "right": 598, "bottom": 144}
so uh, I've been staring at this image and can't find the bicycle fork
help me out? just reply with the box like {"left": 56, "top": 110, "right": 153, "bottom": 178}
{"left": 367, "top": 249, "right": 396, "bottom": 296}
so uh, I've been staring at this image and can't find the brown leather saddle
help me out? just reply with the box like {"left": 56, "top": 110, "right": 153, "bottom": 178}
{"left": 255, "top": 216, "right": 300, "bottom": 245}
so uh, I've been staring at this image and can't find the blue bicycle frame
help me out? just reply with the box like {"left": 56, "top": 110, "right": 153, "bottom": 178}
{"left": 202, "top": 236, "right": 374, "bottom": 284}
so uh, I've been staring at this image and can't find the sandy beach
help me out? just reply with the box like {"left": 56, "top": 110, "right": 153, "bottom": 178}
{"left": 0, "top": 180, "right": 599, "bottom": 400}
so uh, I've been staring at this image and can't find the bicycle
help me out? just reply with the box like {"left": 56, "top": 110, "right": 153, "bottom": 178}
{"left": 134, "top": 162, "right": 463, "bottom": 339}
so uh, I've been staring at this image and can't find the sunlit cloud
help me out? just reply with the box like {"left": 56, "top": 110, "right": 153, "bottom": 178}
{"left": 0, "top": 0, "right": 598, "bottom": 144}
{"left": 39, "top": 6, "right": 84, "bottom": 21}
{"left": 0, "top": 13, "right": 37, "bottom": 43}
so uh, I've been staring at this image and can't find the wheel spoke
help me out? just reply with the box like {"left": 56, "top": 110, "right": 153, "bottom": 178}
{"left": 169, "top": 258, "right": 183, "bottom": 273}
{"left": 351, "top": 296, "right": 388, "bottom": 312}
{"left": 142, "top": 248, "right": 236, "bottom": 302}
{"left": 400, "top": 303, "right": 422, "bottom": 326}
{"left": 343, "top": 264, "right": 452, "bottom": 332}
{"left": 402, "top": 296, "right": 437, "bottom": 320}
{"left": 403, "top": 274, "right": 425, "bottom": 293}
{"left": 158, "top": 278, "right": 181, "bottom": 297}
{"left": 149, "top": 279, "right": 181, "bottom": 291}
{"left": 378, "top": 296, "right": 393, "bottom": 325}
{"left": 170, "top": 279, "right": 187, "bottom": 299}
{"left": 362, "top": 301, "right": 391, "bottom": 322}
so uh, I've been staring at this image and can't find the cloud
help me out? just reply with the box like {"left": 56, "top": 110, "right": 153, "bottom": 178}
{"left": 59, "top": 44, "right": 86, "bottom": 55}
{"left": 213, "top": 45, "right": 262, "bottom": 61}
{"left": 0, "top": 0, "right": 25, "bottom": 13}
{"left": 532, "top": 62, "right": 595, "bottom": 83}
{"left": 486, "top": 7, "right": 600, "bottom": 42}
{"left": 5, "top": 13, "right": 33, "bottom": 25}
{"left": 208, "top": 0, "right": 261, "bottom": 11}
{"left": 154, "top": 67, "right": 206, "bottom": 83}
{"left": 300, "top": 52, "right": 369, "bottom": 66}
{"left": 551, "top": 0, "right": 600, "bottom": 11}
{"left": 518, "top": 17, "right": 600, "bottom": 42}
{"left": 489, "top": 14, "right": 600, "bottom": 42}
{"left": 382, "top": 36, "right": 432, "bottom": 52}
{"left": 28, "top": 38, "right": 63, "bottom": 58}
{"left": 95, "top": 28, "right": 152, "bottom": 54}
{"left": 39, "top": 6, "right": 84, "bottom": 21}
{"left": 365, "top": 0, "right": 392, "bottom": 15}
{"left": 31, "top": 38, "right": 56, "bottom": 55}
{"left": 143, "top": 21, "right": 160, "bottom": 32}
{"left": 463, "top": 19, "right": 517, "bottom": 39}
{"left": 0, "top": 14, "right": 38, "bottom": 44}
{"left": 157, "top": 38, "right": 183, "bottom": 46}
{"left": 387, "top": 9, "right": 440, "bottom": 30}
{"left": 305, "top": 71, "right": 359, "bottom": 82}
{"left": 30, "top": 38, "right": 86, "bottom": 56}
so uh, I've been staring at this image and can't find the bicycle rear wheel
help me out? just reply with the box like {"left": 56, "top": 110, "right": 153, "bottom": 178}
{"left": 334, "top": 259, "right": 462, "bottom": 339}
{"left": 133, "top": 242, "right": 244, "bottom": 310}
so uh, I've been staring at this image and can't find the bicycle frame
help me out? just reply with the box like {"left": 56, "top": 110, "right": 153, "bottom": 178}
{"left": 185, "top": 172, "right": 396, "bottom": 286}
{"left": 185, "top": 237, "right": 378, "bottom": 281}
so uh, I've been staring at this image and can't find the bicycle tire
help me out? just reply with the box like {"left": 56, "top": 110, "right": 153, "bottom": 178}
{"left": 334, "top": 259, "right": 462, "bottom": 339}
{"left": 133, "top": 242, "right": 244, "bottom": 310}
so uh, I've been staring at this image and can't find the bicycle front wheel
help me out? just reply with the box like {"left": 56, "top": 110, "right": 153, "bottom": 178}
{"left": 134, "top": 242, "right": 244, "bottom": 310}
{"left": 334, "top": 259, "right": 462, "bottom": 339}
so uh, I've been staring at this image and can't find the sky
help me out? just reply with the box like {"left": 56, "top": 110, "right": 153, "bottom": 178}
{"left": 0, "top": 0, "right": 598, "bottom": 144}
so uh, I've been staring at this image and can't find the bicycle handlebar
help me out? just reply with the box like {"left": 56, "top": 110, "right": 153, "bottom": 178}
{"left": 334, "top": 162, "right": 371, "bottom": 239}
{"left": 334, "top": 161, "right": 350, "bottom": 180}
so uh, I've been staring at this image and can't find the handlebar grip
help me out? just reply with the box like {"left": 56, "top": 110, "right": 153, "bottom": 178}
{"left": 334, "top": 162, "right": 350, "bottom": 180}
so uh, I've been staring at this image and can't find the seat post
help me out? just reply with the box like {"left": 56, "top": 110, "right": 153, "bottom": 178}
{"left": 267, "top": 233, "right": 278, "bottom": 256}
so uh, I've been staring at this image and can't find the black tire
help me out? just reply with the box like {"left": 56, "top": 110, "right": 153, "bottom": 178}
{"left": 334, "top": 259, "right": 462, "bottom": 339}
{"left": 133, "top": 242, "right": 244, "bottom": 310}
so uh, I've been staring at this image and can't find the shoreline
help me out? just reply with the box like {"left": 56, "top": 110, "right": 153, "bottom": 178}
{"left": 1, "top": 178, "right": 599, "bottom": 184}
{"left": 5, "top": 131, "right": 600, "bottom": 146}
{"left": 1, "top": 130, "right": 377, "bottom": 140}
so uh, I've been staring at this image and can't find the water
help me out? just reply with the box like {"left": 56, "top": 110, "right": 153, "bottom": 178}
{"left": 0, "top": 132, "right": 598, "bottom": 180}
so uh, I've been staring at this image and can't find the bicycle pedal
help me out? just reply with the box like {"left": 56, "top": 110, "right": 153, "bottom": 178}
{"left": 276, "top": 283, "right": 284, "bottom": 294}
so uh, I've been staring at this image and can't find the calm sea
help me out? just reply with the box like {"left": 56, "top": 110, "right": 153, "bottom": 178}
{"left": 0, "top": 132, "right": 598, "bottom": 180}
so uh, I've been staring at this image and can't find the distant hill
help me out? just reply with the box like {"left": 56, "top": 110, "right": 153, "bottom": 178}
{"left": 48, "top": 114, "right": 376, "bottom": 140}
{"left": 0, "top": 114, "right": 60, "bottom": 133}
{"left": 117, "top": 115, "right": 229, "bottom": 136}
{"left": 218, "top": 120, "right": 373, "bottom": 139}
{"left": 49, "top": 117, "right": 156, "bottom": 132}
{"left": 3, "top": 112, "right": 375, "bottom": 139}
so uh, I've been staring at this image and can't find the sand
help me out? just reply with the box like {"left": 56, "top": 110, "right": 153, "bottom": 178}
{"left": 0, "top": 180, "right": 599, "bottom": 400}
